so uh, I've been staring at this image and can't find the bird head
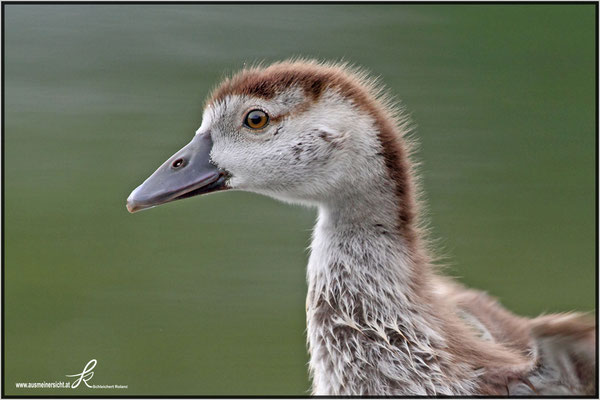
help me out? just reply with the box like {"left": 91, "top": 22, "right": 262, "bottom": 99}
{"left": 127, "top": 60, "right": 408, "bottom": 213}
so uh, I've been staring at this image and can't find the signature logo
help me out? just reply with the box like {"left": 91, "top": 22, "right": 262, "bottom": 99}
{"left": 66, "top": 359, "right": 96, "bottom": 389}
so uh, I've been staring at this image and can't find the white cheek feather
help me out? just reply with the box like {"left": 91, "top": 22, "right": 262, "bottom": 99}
{"left": 195, "top": 108, "right": 215, "bottom": 136}
{"left": 266, "top": 90, "right": 386, "bottom": 203}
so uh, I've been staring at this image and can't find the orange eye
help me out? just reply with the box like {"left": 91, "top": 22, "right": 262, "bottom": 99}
{"left": 244, "top": 109, "right": 269, "bottom": 129}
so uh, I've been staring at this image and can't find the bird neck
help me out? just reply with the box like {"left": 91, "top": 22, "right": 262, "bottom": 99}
{"left": 302, "top": 106, "right": 502, "bottom": 394}
{"left": 305, "top": 177, "right": 461, "bottom": 394}
{"left": 307, "top": 184, "right": 436, "bottom": 331}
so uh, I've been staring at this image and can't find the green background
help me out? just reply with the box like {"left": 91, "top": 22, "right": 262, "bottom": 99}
{"left": 4, "top": 4, "right": 596, "bottom": 395}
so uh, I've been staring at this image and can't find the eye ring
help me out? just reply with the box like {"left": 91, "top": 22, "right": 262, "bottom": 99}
{"left": 244, "top": 109, "right": 269, "bottom": 130}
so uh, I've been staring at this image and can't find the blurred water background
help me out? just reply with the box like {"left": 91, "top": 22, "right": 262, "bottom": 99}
{"left": 4, "top": 4, "right": 595, "bottom": 395}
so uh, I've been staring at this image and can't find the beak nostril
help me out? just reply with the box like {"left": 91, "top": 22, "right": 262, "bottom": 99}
{"left": 172, "top": 158, "right": 185, "bottom": 169}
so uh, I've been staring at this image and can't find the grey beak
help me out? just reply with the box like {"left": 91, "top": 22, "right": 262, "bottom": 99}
{"left": 126, "top": 133, "right": 228, "bottom": 213}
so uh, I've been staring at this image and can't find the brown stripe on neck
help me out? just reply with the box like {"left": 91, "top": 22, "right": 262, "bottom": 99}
{"left": 373, "top": 112, "right": 419, "bottom": 248}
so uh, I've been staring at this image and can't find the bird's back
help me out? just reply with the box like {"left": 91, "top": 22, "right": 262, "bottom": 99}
{"left": 436, "top": 278, "right": 596, "bottom": 395}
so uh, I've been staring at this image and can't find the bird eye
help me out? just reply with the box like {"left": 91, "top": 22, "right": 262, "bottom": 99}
{"left": 244, "top": 109, "right": 269, "bottom": 130}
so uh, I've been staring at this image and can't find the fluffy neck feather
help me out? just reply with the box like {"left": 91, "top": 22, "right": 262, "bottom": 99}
{"left": 305, "top": 136, "right": 481, "bottom": 395}
{"left": 303, "top": 122, "right": 537, "bottom": 394}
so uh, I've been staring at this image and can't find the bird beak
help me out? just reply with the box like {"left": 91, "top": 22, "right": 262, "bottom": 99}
{"left": 126, "top": 133, "right": 228, "bottom": 213}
